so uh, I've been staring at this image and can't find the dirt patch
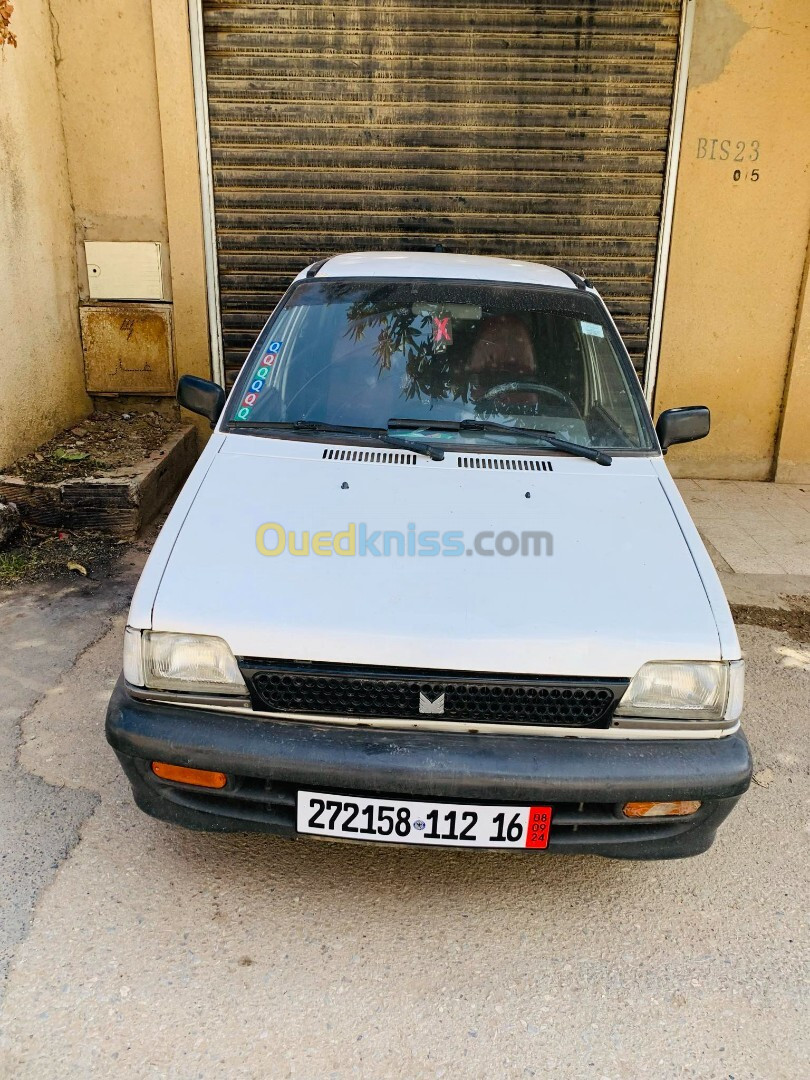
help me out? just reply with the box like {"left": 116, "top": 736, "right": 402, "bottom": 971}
{"left": 5, "top": 411, "right": 181, "bottom": 484}
{"left": 0, "top": 523, "right": 123, "bottom": 587}
{"left": 732, "top": 596, "right": 810, "bottom": 644}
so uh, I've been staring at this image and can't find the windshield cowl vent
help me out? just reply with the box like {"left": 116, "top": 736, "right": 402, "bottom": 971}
{"left": 457, "top": 456, "right": 553, "bottom": 471}
{"left": 322, "top": 448, "right": 417, "bottom": 465}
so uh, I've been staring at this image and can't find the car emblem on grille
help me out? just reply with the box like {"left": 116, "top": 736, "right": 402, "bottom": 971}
{"left": 419, "top": 691, "right": 446, "bottom": 715}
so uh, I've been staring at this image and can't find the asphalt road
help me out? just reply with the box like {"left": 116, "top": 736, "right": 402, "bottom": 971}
{"left": 0, "top": 583, "right": 807, "bottom": 1079}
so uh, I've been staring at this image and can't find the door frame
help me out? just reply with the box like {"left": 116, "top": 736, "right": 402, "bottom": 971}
{"left": 643, "top": 0, "right": 696, "bottom": 406}
{"left": 188, "top": 0, "right": 696, "bottom": 399}
{"left": 188, "top": 0, "right": 225, "bottom": 387}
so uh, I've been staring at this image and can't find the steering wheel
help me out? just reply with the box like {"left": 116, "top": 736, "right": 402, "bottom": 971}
{"left": 479, "top": 381, "right": 581, "bottom": 416}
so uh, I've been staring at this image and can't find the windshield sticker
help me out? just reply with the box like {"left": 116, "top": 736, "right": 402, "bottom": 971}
{"left": 264, "top": 338, "right": 283, "bottom": 366}
{"left": 432, "top": 316, "right": 452, "bottom": 344}
{"left": 580, "top": 321, "right": 605, "bottom": 338}
{"left": 235, "top": 340, "right": 282, "bottom": 420}
{"left": 432, "top": 315, "right": 452, "bottom": 354}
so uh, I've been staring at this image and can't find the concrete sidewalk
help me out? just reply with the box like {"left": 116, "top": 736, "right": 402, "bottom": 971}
{"left": 677, "top": 479, "right": 810, "bottom": 610}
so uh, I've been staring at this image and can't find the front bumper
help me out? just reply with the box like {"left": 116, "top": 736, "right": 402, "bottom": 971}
{"left": 106, "top": 677, "right": 752, "bottom": 860}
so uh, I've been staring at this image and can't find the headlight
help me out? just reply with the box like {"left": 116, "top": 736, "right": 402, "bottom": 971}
{"left": 124, "top": 629, "right": 247, "bottom": 696}
{"left": 615, "top": 660, "right": 744, "bottom": 721}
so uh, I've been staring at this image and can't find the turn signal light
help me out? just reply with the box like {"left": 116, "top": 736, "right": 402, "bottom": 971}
{"left": 623, "top": 800, "right": 701, "bottom": 818}
{"left": 151, "top": 761, "right": 227, "bottom": 788}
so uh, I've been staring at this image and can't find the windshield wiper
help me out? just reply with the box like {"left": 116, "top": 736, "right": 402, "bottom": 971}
{"left": 387, "top": 418, "right": 612, "bottom": 466}
{"left": 233, "top": 419, "right": 444, "bottom": 461}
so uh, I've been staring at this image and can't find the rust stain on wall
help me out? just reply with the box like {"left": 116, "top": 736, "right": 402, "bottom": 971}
{"left": 0, "top": 1, "right": 18, "bottom": 49}
{"left": 79, "top": 303, "right": 175, "bottom": 395}
{"left": 689, "top": 0, "right": 750, "bottom": 87}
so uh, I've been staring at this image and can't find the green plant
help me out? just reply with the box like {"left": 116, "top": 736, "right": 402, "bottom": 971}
{"left": 0, "top": 552, "right": 28, "bottom": 584}
{"left": 53, "top": 449, "right": 89, "bottom": 463}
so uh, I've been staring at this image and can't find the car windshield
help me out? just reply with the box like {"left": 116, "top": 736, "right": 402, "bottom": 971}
{"left": 225, "top": 278, "right": 656, "bottom": 452}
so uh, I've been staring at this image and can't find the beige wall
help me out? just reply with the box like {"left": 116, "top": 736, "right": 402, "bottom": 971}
{"left": 51, "top": 0, "right": 212, "bottom": 441}
{"left": 151, "top": 0, "right": 214, "bottom": 389}
{"left": 49, "top": 0, "right": 170, "bottom": 297}
{"left": 654, "top": 0, "right": 810, "bottom": 479}
{"left": 47, "top": 0, "right": 212, "bottom": 443}
{"left": 0, "top": 0, "right": 91, "bottom": 470}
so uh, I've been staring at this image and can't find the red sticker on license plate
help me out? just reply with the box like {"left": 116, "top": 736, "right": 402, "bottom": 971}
{"left": 525, "top": 806, "right": 552, "bottom": 848}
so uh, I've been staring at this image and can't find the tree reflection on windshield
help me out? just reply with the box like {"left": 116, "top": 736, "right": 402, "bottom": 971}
{"left": 225, "top": 278, "right": 655, "bottom": 451}
{"left": 344, "top": 297, "right": 474, "bottom": 406}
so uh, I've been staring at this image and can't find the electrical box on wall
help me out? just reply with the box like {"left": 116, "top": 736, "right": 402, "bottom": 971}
{"left": 84, "top": 241, "right": 164, "bottom": 301}
{"left": 80, "top": 304, "right": 175, "bottom": 395}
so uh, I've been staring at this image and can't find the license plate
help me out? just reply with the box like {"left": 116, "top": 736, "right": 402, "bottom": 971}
{"left": 296, "top": 791, "right": 552, "bottom": 849}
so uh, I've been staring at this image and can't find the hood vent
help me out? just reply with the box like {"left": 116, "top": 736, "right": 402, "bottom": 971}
{"left": 457, "top": 456, "right": 553, "bottom": 472}
{"left": 322, "top": 448, "right": 416, "bottom": 465}
{"left": 320, "top": 448, "right": 553, "bottom": 470}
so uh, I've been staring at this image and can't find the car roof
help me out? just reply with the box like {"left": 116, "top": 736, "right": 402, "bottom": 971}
{"left": 295, "top": 251, "right": 579, "bottom": 290}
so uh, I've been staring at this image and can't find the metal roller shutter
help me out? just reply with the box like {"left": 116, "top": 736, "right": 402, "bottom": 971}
{"left": 200, "top": 0, "right": 684, "bottom": 385}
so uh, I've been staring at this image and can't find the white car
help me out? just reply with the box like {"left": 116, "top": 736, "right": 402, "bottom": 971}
{"left": 107, "top": 252, "right": 751, "bottom": 859}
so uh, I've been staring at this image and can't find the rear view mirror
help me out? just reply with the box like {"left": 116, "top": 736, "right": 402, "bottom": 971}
{"left": 655, "top": 406, "right": 710, "bottom": 451}
{"left": 177, "top": 375, "right": 226, "bottom": 426}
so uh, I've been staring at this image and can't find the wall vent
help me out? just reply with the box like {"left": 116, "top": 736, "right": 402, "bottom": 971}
{"left": 322, "top": 448, "right": 417, "bottom": 465}
{"left": 456, "top": 456, "right": 553, "bottom": 472}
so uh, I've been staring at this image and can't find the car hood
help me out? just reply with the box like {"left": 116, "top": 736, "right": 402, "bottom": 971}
{"left": 150, "top": 436, "right": 720, "bottom": 678}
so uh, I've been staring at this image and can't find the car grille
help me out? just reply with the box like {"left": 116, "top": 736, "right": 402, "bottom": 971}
{"left": 239, "top": 660, "right": 628, "bottom": 728}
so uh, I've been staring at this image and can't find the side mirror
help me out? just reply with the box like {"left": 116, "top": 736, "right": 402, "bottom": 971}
{"left": 177, "top": 375, "right": 226, "bottom": 426}
{"left": 655, "top": 406, "right": 710, "bottom": 451}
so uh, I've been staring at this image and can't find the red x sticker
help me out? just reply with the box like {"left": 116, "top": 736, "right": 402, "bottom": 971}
{"left": 433, "top": 316, "right": 452, "bottom": 344}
